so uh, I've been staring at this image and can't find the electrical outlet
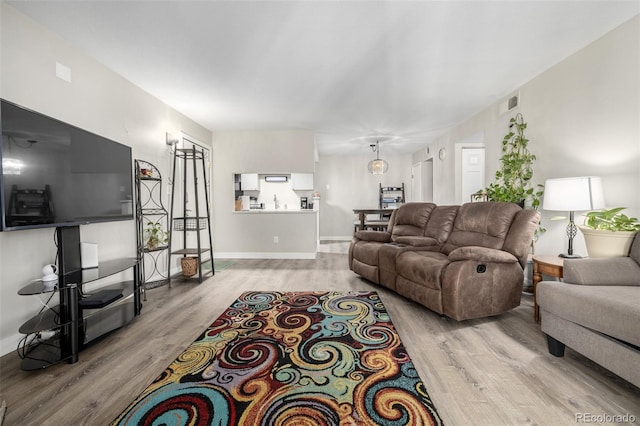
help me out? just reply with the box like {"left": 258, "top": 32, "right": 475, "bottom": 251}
{"left": 38, "top": 330, "right": 56, "bottom": 341}
{"left": 273, "top": 236, "right": 279, "bottom": 244}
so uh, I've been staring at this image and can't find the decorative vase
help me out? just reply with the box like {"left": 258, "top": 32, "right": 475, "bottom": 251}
{"left": 146, "top": 238, "right": 159, "bottom": 250}
{"left": 579, "top": 226, "right": 637, "bottom": 258}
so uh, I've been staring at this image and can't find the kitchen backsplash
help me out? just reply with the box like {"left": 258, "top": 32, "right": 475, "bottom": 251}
{"left": 244, "top": 175, "right": 313, "bottom": 210}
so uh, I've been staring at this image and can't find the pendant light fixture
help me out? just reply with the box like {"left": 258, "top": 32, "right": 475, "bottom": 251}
{"left": 368, "top": 141, "right": 388, "bottom": 175}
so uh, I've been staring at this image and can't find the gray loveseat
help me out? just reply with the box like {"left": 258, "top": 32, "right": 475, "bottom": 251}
{"left": 349, "top": 201, "right": 540, "bottom": 321}
{"left": 537, "top": 234, "right": 640, "bottom": 387}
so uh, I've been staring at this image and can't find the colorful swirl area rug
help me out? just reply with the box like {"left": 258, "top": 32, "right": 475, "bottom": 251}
{"left": 112, "top": 291, "right": 443, "bottom": 425}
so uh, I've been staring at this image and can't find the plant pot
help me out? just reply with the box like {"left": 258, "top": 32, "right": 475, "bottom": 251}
{"left": 181, "top": 256, "right": 198, "bottom": 277}
{"left": 146, "top": 238, "right": 159, "bottom": 250}
{"left": 579, "top": 226, "right": 637, "bottom": 258}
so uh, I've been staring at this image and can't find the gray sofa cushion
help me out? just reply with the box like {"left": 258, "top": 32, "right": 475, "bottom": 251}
{"left": 630, "top": 233, "right": 640, "bottom": 264}
{"left": 537, "top": 281, "right": 640, "bottom": 347}
{"left": 564, "top": 257, "right": 640, "bottom": 286}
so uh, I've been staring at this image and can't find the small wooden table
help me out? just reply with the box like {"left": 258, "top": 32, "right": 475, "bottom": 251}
{"left": 532, "top": 255, "right": 564, "bottom": 322}
{"left": 353, "top": 208, "right": 390, "bottom": 231}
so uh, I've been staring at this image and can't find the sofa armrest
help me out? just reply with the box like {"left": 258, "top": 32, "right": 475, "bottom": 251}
{"left": 354, "top": 230, "right": 392, "bottom": 243}
{"left": 448, "top": 246, "right": 519, "bottom": 264}
{"left": 564, "top": 258, "right": 640, "bottom": 286}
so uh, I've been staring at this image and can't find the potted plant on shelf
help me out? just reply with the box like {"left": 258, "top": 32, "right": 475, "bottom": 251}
{"left": 579, "top": 207, "right": 640, "bottom": 258}
{"left": 145, "top": 222, "right": 169, "bottom": 250}
{"left": 483, "top": 113, "right": 544, "bottom": 209}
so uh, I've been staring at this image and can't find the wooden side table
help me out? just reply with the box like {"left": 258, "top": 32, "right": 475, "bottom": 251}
{"left": 532, "top": 255, "right": 564, "bottom": 322}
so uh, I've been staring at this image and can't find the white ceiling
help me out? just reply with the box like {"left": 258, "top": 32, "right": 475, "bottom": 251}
{"left": 6, "top": 1, "right": 640, "bottom": 156}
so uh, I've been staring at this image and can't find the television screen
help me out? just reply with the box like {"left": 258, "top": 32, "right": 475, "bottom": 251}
{"left": 0, "top": 99, "right": 133, "bottom": 231}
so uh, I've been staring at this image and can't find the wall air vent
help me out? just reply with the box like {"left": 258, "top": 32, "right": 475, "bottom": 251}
{"left": 499, "top": 91, "right": 520, "bottom": 115}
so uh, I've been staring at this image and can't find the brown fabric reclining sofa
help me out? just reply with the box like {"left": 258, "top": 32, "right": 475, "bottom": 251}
{"left": 349, "top": 202, "right": 540, "bottom": 320}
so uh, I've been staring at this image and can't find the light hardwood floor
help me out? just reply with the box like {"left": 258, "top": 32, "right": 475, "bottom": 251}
{"left": 1, "top": 242, "right": 638, "bottom": 425}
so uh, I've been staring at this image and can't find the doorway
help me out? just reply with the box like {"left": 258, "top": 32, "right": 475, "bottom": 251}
{"left": 411, "top": 160, "right": 433, "bottom": 202}
{"left": 460, "top": 147, "right": 485, "bottom": 203}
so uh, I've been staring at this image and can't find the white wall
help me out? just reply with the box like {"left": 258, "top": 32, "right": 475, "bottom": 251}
{"left": 315, "top": 153, "right": 412, "bottom": 240}
{"left": 212, "top": 129, "right": 317, "bottom": 256}
{"left": 0, "top": 4, "right": 212, "bottom": 356}
{"left": 411, "top": 15, "right": 640, "bottom": 256}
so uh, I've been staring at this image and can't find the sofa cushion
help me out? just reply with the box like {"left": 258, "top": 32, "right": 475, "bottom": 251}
{"left": 424, "top": 205, "right": 459, "bottom": 244}
{"left": 390, "top": 202, "right": 435, "bottom": 238}
{"left": 538, "top": 282, "right": 640, "bottom": 347}
{"left": 352, "top": 259, "right": 379, "bottom": 284}
{"left": 629, "top": 234, "right": 640, "bottom": 265}
{"left": 352, "top": 241, "right": 383, "bottom": 267}
{"left": 393, "top": 236, "right": 440, "bottom": 247}
{"left": 442, "top": 202, "right": 521, "bottom": 254}
{"left": 448, "top": 246, "right": 519, "bottom": 263}
{"left": 396, "top": 251, "right": 450, "bottom": 291}
{"left": 564, "top": 257, "right": 640, "bottom": 286}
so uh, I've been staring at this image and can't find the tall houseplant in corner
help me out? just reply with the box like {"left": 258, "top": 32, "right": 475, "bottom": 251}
{"left": 484, "top": 113, "right": 544, "bottom": 209}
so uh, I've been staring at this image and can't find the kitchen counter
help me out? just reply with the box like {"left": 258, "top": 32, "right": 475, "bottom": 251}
{"left": 233, "top": 208, "right": 318, "bottom": 214}
{"left": 224, "top": 207, "right": 319, "bottom": 259}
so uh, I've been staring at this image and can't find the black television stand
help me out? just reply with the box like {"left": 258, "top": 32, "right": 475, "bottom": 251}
{"left": 16, "top": 225, "right": 141, "bottom": 370}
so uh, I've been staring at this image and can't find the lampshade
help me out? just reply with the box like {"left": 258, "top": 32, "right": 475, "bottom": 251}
{"left": 368, "top": 141, "right": 388, "bottom": 175}
{"left": 543, "top": 176, "right": 605, "bottom": 211}
{"left": 368, "top": 158, "right": 388, "bottom": 174}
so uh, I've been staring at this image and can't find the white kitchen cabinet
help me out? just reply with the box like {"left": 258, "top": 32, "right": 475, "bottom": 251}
{"left": 291, "top": 173, "right": 314, "bottom": 190}
{"left": 241, "top": 173, "right": 260, "bottom": 191}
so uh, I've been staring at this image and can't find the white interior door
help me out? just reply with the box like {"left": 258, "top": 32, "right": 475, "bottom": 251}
{"left": 461, "top": 148, "right": 485, "bottom": 203}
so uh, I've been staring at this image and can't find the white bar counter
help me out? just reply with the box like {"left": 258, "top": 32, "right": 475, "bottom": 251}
{"left": 220, "top": 208, "right": 319, "bottom": 259}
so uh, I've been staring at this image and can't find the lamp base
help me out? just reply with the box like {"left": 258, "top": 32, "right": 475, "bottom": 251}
{"left": 558, "top": 253, "right": 583, "bottom": 259}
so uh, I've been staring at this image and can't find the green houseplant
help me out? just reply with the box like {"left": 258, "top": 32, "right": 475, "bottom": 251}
{"left": 145, "top": 221, "right": 169, "bottom": 250}
{"left": 583, "top": 207, "right": 640, "bottom": 231}
{"left": 579, "top": 207, "right": 640, "bottom": 257}
{"left": 483, "top": 113, "right": 544, "bottom": 209}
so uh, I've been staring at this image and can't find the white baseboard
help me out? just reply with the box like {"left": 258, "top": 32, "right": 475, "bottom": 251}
{"left": 213, "top": 252, "right": 317, "bottom": 260}
{"left": 320, "top": 236, "right": 352, "bottom": 241}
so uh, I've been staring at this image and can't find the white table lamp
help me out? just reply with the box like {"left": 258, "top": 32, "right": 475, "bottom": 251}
{"left": 543, "top": 176, "right": 605, "bottom": 258}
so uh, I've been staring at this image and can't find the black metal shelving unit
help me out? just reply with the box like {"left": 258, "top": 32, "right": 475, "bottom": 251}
{"left": 16, "top": 230, "right": 140, "bottom": 371}
{"left": 168, "top": 146, "right": 214, "bottom": 283}
{"left": 379, "top": 182, "right": 405, "bottom": 210}
{"left": 135, "top": 159, "right": 170, "bottom": 297}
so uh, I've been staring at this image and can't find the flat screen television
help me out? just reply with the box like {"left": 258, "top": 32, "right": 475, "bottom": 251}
{"left": 0, "top": 99, "right": 133, "bottom": 231}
